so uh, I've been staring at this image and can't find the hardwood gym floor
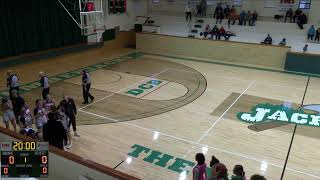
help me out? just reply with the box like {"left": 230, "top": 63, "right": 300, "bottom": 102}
{"left": 2, "top": 46, "right": 320, "bottom": 180}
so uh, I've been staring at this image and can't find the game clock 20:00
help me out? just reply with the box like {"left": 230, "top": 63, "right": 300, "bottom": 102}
{"left": 12, "top": 141, "right": 36, "bottom": 151}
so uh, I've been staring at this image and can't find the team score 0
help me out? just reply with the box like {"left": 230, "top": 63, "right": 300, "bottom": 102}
{"left": 42, "top": 167, "right": 48, "bottom": 174}
{"left": 3, "top": 167, "right": 9, "bottom": 175}
{"left": 9, "top": 155, "right": 14, "bottom": 164}
{"left": 41, "top": 155, "right": 48, "bottom": 176}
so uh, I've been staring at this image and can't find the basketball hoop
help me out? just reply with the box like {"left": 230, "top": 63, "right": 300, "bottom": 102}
{"left": 80, "top": 12, "right": 105, "bottom": 36}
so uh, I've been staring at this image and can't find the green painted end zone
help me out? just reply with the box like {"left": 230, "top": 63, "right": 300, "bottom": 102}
{"left": 0, "top": 52, "right": 143, "bottom": 98}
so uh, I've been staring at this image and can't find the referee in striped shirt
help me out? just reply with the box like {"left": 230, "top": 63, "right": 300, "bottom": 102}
{"left": 39, "top": 72, "right": 50, "bottom": 100}
{"left": 6, "top": 70, "right": 20, "bottom": 100}
{"left": 81, "top": 69, "right": 94, "bottom": 104}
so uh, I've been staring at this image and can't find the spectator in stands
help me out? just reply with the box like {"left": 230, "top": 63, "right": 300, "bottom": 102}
{"left": 230, "top": 5, "right": 236, "bottom": 13}
{"left": 214, "top": 3, "right": 223, "bottom": 18}
{"left": 239, "top": 10, "right": 246, "bottom": 25}
{"left": 244, "top": 11, "right": 251, "bottom": 26}
{"left": 315, "top": 27, "right": 320, "bottom": 43}
{"left": 216, "top": 6, "right": 224, "bottom": 24}
{"left": 43, "top": 106, "right": 67, "bottom": 150}
{"left": 307, "top": 25, "right": 316, "bottom": 40}
{"left": 293, "top": 8, "right": 302, "bottom": 23}
{"left": 209, "top": 162, "right": 228, "bottom": 180}
{"left": 224, "top": 5, "right": 230, "bottom": 18}
{"left": 303, "top": 44, "right": 308, "bottom": 53}
{"left": 203, "top": 24, "right": 211, "bottom": 38}
{"left": 228, "top": 8, "right": 237, "bottom": 26}
{"left": 297, "top": 13, "right": 307, "bottom": 29}
{"left": 261, "top": 34, "right": 272, "bottom": 44}
{"left": 250, "top": 10, "right": 258, "bottom": 26}
{"left": 211, "top": 25, "right": 219, "bottom": 40}
{"left": 1, "top": 98, "right": 17, "bottom": 132}
{"left": 200, "top": 0, "right": 207, "bottom": 17}
{"left": 11, "top": 90, "right": 25, "bottom": 122}
{"left": 185, "top": 2, "right": 192, "bottom": 21}
{"left": 60, "top": 95, "right": 79, "bottom": 137}
{"left": 250, "top": 174, "right": 267, "bottom": 180}
{"left": 285, "top": 8, "right": 293, "bottom": 23}
{"left": 196, "top": 3, "right": 202, "bottom": 17}
{"left": 34, "top": 99, "right": 48, "bottom": 132}
{"left": 193, "top": 153, "right": 207, "bottom": 180}
{"left": 279, "top": 38, "right": 287, "bottom": 46}
{"left": 231, "top": 165, "right": 246, "bottom": 180}
{"left": 57, "top": 104, "right": 72, "bottom": 149}
{"left": 218, "top": 26, "right": 226, "bottom": 40}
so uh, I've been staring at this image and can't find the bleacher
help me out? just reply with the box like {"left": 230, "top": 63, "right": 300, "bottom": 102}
{"left": 149, "top": 14, "right": 320, "bottom": 54}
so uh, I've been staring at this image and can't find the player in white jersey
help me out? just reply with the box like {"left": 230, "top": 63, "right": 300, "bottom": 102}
{"left": 43, "top": 94, "right": 56, "bottom": 114}
{"left": 19, "top": 114, "right": 37, "bottom": 139}
{"left": 34, "top": 99, "right": 48, "bottom": 132}
{"left": 1, "top": 98, "right": 17, "bottom": 132}
{"left": 20, "top": 103, "right": 33, "bottom": 127}
{"left": 58, "top": 105, "right": 72, "bottom": 149}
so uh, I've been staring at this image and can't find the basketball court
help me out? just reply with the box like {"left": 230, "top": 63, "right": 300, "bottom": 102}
{"left": 2, "top": 0, "right": 320, "bottom": 179}
{"left": 2, "top": 47, "right": 320, "bottom": 179}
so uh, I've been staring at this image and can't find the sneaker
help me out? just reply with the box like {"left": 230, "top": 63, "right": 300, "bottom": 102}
{"left": 90, "top": 97, "right": 94, "bottom": 102}
{"left": 74, "top": 132, "right": 80, "bottom": 137}
{"left": 66, "top": 144, "right": 72, "bottom": 149}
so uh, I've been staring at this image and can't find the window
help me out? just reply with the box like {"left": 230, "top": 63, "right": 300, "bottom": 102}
{"left": 206, "top": 0, "right": 217, "bottom": 6}
{"left": 233, "top": 0, "right": 243, "bottom": 6}
{"left": 264, "top": 0, "right": 276, "bottom": 8}
{"left": 299, "top": 0, "right": 311, "bottom": 9}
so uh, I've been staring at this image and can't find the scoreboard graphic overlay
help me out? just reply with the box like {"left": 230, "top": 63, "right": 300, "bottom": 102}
{"left": 1, "top": 142, "right": 49, "bottom": 178}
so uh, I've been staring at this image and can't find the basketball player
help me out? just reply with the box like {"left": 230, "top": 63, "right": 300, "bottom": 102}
{"left": 60, "top": 95, "right": 79, "bottom": 137}
{"left": 81, "top": 69, "right": 94, "bottom": 104}
{"left": 20, "top": 103, "right": 33, "bottom": 127}
{"left": 19, "top": 116, "right": 37, "bottom": 139}
{"left": 57, "top": 105, "right": 72, "bottom": 149}
{"left": 43, "top": 94, "right": 56, "bottom": 114}
{"left": 34, "top": 99, "right": 48, "bottom": 133}
{"left": 6, "top": 70, "right": 20, "bottom": 100}
{"left": 1, "top": 98, "right": 17, "bottom": 132}
{"left": 39, "top": 72, "right": 50, "bottom": 100}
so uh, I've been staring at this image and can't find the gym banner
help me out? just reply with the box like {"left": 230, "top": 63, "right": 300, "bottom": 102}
{"left": 280, "top": 0, "right": 295, "bottom": 4}
{"left": 108, "top": 0, "right": 126, "bottom": 14}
